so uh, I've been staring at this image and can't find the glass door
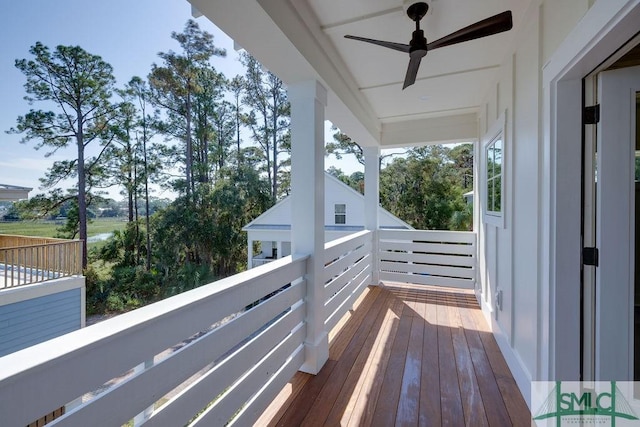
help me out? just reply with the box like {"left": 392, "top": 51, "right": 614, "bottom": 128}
{"left": 594, "top": 65, "right": 640, "bottom": 381}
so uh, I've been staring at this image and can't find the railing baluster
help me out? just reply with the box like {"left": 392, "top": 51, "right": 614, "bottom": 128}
{"left": 2, "top": 248, "right": 7, "bottom": 288}
{"left": 20, "top": 247, "right": 25, "bottom": 285}
{"left": 10, "top": 249, "right": 14, "bottom": 288}
{"left": 29, "top": 246, "right": 33, "bottom": 284}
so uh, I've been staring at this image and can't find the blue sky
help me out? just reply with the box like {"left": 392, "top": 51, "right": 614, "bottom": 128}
{"left": 0, "top": 0, "right": 362, "bottom": 200}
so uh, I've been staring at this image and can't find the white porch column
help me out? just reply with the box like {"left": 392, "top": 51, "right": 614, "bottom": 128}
{"left": 363, "top": 146, "right": 380, "bottom": 285}
{"left": 289, "top": 80, "right": 328, "bottom": 374}
{"left": 247, "top": 238, "right": 253, "bottom": 269}
{"left": 276, "top": 240, "right": 282, "bottom": 259}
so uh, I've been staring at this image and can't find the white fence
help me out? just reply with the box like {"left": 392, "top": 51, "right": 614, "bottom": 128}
{"left": 0, "top": 256, "right": 308, "bottom": 427}
{"left": 0, "top": 229, "right": 474, "bottom": 426}
{"left": 323, "top": 230, "right": 373, "bottom": 332}
{"left": 378, "top": 229, "right": 476, "bottom": 289}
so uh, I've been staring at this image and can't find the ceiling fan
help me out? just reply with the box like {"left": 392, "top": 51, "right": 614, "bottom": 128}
{"left": 344, "top": 2, "right": 513, "bottom": 89}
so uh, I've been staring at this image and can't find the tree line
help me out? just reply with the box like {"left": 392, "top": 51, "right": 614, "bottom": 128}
{"left": 7, "top": 20, "right": 472, "bottom": 314}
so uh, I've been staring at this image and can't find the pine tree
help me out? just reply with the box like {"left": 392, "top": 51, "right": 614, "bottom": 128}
{"left": 149, "top": 19, "right": 226, "bottom": 198}
{"left": 10, "top": 42, "right": 120, "bottom": 268}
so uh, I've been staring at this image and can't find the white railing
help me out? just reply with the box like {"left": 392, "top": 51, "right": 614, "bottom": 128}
{"left": 0, "top": 256, "right": 308, "bottom": 427}
{"left": 0, "top": 228, "right": 476, "bottom": 426}
{"left": 323, "top": 230, "right": 373, "bottom": 332}
{"left": 378, "top": 229, "right": 476, "bottom": 289}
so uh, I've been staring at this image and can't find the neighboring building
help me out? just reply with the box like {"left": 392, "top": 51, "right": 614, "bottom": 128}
{"left": 0, "top": 271, "right": 84, "bottom": 358}
{"left": 243, "top": 172, "right": 412, "bottom": 268}
{"left": 0, "top": 186, "right": 84, "bottom": 358}
{"left": 0, "top": 184, "right": 31, "bottom": 201}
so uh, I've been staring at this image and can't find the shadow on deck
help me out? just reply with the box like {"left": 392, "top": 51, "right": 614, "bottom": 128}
{"left": 258, "top": 283, "right": 531, "bottom": 426}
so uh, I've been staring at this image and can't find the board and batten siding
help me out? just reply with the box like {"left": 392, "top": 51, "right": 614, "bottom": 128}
{"left": 0, "top": 278, "right": 84, "bottom": 357}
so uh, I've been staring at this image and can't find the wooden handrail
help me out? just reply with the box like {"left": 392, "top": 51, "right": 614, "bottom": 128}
{"left": 0, "top": 234, "right": 74, "bottom": 249}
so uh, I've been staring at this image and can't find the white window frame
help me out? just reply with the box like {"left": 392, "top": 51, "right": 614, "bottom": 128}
{"left": 483, "top": 111, "right": 506, "bottom": 228}
{"left": 334, "top": 203, "right": 346, "bottom": 225}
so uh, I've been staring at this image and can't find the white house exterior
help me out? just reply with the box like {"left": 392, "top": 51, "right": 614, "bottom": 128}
{"left": 191, "top": 0, "right": 640, "bottom": 406}
{"left": 243, "top": 172, "right": 412, "bottom": 268}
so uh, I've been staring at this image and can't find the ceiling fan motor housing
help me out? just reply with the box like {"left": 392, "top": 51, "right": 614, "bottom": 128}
{"left": 410, "top": 30, "right": 428, "bottom": 54}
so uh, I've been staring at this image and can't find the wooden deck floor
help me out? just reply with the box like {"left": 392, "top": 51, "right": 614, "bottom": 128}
{"left": 257, "top": 283, "right": 531, "bottom": 426}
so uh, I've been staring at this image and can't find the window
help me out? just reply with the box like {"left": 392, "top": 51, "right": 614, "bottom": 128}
{"left": 486, "top": 136, "right": 502, "bottom": 213}
{"left": 334, "top": 203, "right": 346, "bottom": 224}
{"left": 483, "top": 111, "right": 506, "bottom": 227}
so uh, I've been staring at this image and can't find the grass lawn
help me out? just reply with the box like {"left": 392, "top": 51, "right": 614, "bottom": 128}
{"left": 0, "top": 218, "right": 127, "bottom": 238}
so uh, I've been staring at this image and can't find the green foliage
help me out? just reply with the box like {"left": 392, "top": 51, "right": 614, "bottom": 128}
{"left": 240, "top": 52, "right": 290, "bottom": 202}
{"left": 151, "top": 165, "right": 271, "bottom": 285}
{"left": 84, "top": 265, "right": 105, "bottom": 315}
{"left": 84, "top": 165, "right": 272, "bottom": 311}
{"left": 89, "top": 223, "right": 162, "bottom": 312}
{"left": 380, "top": 144, "right": 473, "bottom": 230}
{"left": 326, "top": 167, "right": 365, "bottom": 194}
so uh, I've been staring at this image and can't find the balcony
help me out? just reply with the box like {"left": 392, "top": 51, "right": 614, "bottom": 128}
{"left": 0, "top": 234, "right": 82, "bottom": 288}
{"left": 0, "top": 229, "right": 530, "bottom": 426}
{"left": 258, "top": 284, "right": 530, "bottom": 426}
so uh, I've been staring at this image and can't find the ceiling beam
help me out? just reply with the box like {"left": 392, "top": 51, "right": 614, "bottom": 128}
{"left": 381, "top": 113, "right": 477, "bottom": 147}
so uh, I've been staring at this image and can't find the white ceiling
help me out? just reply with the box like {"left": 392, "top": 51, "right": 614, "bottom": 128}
{"left": 191, "top": 0, "right": 532, "bottom": 147}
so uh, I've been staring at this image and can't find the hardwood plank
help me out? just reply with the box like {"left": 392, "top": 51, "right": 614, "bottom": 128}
{"left": 447, "top": 294, "right": 489, "bottom": 426}
{"left": 396, "top": 299, "right": 425, "bottom": 426}
{"left": 348, "top": 289, "right": 406, "bottom": 426}
{"left": 259, "top": 284, "right": 531, "bottom": 427}
{"left": 458, "top": 305, "right": 512, "bottom": 427}
{"left": 338, "top": 290, "right": 401, "bottom": 426}
{"left": 257, "top": 372, "right": 311, "bottom": 427}
{"left": 260, "top": 286, "right": 380, "bottom": 427}
{"left": 273, "top": 288, "right": 383, "bottom": 426}
{"left": 300, "top": 286, "right": 389, "bottom": 426}
{"left": 470, "top": 307, "right": 531, "bottom": 426}
{"left": 437, "top": 296, "right": 465, "bottom": 426}
{"left": 419, "top": 288, "right": 441, "bottom": 427}
{"left": 328, "top": 285, "right": 374, "bottom": 346}
{"left": 370, "top": 301, "right": 413, "bottom": 427}
{"left": 270, "top": 359, "right": 338, "bottom": 427}
{"left": 329, "top": 286, "right": 380, "bottom": 360}
{"left": 322, "top": 289, "right": 394, "bottom": 426}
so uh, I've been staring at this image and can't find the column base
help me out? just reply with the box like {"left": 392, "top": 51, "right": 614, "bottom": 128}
{"left": 299, "top": 331, "right": 329, "bottom": 375}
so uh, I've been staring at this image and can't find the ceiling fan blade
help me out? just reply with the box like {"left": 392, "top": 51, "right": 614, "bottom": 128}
{"left": 403, "top": 52, "right": 424, "bottom": 89}
{"left": 344, "top": 35, "right": 410, "bottom": 53}
{"left": 427, "top": 11, "right": 512, "bottom": 51}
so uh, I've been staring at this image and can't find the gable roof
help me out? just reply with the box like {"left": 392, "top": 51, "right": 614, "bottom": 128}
{"left": 243, "top": 173, "right": 412, "bottom": 231}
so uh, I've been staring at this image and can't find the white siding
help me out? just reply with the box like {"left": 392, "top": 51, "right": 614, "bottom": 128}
{"left": 476, "top": 0, "right": 594, "bottom": 401}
